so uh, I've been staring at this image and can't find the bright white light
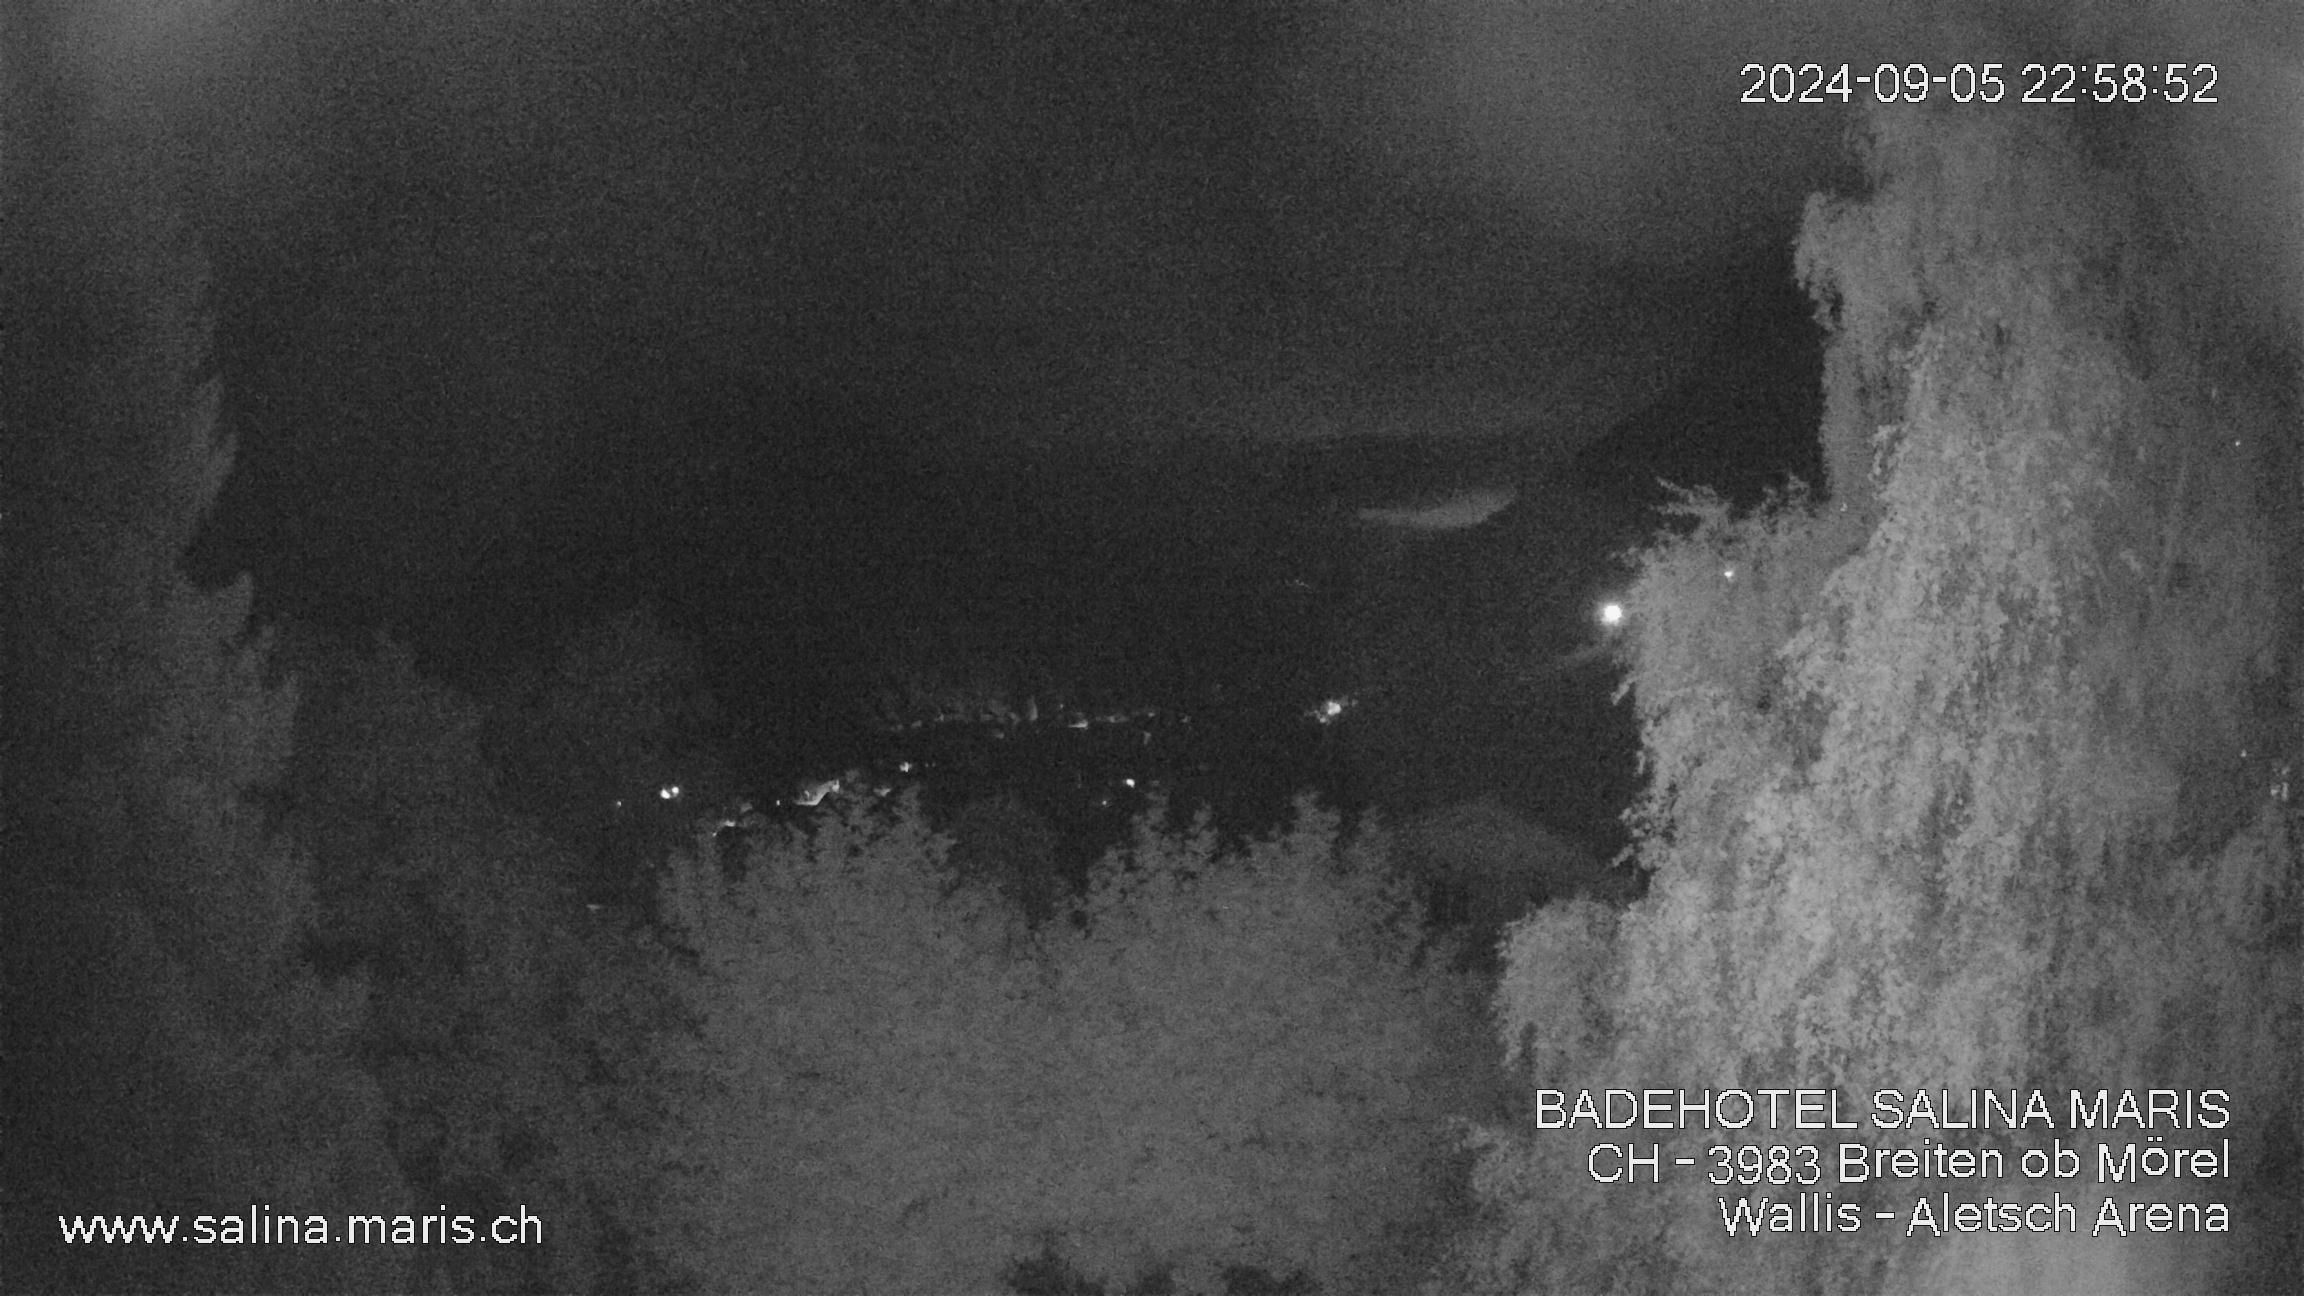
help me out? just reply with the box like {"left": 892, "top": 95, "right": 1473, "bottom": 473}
{"left": 1598, "top": 601, "right": 1626, "bottom": 628}
{"left": 1721, "top": 566, "right": 1737, "bottom": 583}
{"left": 659, "top": 783, "right": 683, "bottom": 802}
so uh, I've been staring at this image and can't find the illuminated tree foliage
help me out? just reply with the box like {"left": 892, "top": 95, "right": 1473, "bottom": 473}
{"left": 1, "top": 96, "right": 415, "bottom": 1292}
{"left": 647, "top": 796, "right": 1489, "bottom": 1295}
{"left": 1461, "top": 105, "right": 2304, "bottom": 1295}
{"left": 282, "top": 632, "right": 691, "bottom": 1293}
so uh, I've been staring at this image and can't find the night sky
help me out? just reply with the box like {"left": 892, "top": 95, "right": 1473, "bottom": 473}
{"left": 115, "top": 0, "right": 2299, "bottom": 816}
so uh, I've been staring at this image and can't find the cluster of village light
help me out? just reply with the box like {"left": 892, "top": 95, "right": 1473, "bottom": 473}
{"left": 619, "top": 573, "right": 1671, "bottom": 850}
